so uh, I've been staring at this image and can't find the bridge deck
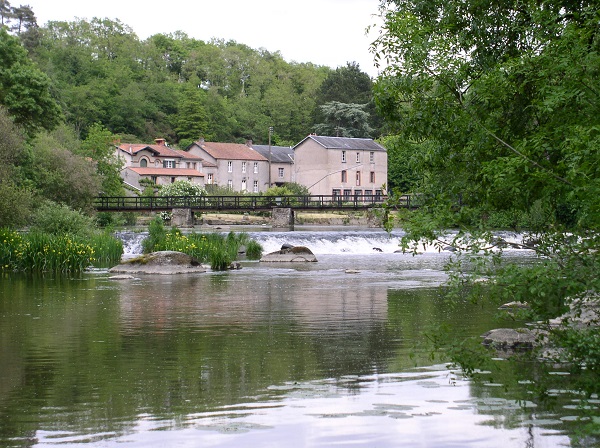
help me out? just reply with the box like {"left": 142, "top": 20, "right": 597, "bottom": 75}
{"left": 94, "top": 194, "right": 411, "bottom": 212}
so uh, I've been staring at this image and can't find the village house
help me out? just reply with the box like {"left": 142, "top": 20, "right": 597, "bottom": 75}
{"left": 251, "top": 144, "right": 295, "bottom": 186}
{"left": 292, "top": 135, "right": 387, "bottom": 199}
{"left": 115, "top": 138, "right": 208, "bottom": 191}
{"left": 185, "top": 139, "right": 269, "bottom": 193}
{"left": 115, "top": 136, "right": 387, "bottom": 198}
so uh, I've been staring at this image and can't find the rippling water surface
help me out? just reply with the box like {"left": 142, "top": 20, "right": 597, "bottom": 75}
{"left": 0, "top": 230, "right": 592, "bottom": 447}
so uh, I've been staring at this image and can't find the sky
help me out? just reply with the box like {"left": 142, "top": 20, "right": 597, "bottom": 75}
{"left": 23, "top": 0, "right": 385, "bottom": 77}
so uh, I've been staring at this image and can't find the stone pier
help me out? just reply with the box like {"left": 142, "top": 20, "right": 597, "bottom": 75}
{"left": 271, "top": 207, "right": 294, "bottom": 229}
{"left": 171, "top": 208, "right": 194, "bottom": 227}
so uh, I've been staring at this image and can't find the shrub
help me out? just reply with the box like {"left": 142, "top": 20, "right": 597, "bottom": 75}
{"left": 31, "top": 201, "right": 94, "bottom": 237}
{"left": 142, "top": 215, "right": 166, "bottom": 253}
{"left": 245, "top": 240, "right": 263, "bottom": 260}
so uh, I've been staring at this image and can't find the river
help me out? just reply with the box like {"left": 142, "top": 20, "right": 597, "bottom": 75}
{"left": 0, "top": 228, "right": 595, "bottom": 447}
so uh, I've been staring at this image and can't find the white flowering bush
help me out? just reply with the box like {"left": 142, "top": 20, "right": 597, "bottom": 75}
{"left": 158, "top": 180, "right": 206, "bottom": 197}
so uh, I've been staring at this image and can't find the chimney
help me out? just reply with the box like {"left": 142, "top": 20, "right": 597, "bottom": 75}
{"left": 246, "top": 139, "right": 253, "bottom": 147}
{"left": 155, "top": 138, "right": 166, "bottom": 146}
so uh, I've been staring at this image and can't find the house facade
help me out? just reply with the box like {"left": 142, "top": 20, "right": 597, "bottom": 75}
{"left": 115, "top": 138, "right": 206, "bottom": 191}
{"left": 293, "top": 135, "right": 387, "bottom": 199}
{"left": 185, "top": 140, "right": 269, "bottom": 193}
{"left": 251, "top": 145, "right": 294, "bottom": 186}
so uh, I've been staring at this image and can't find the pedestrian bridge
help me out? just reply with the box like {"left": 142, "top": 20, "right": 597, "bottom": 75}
{"left": 94, "top": 194, "right": 413, "bottom": 212}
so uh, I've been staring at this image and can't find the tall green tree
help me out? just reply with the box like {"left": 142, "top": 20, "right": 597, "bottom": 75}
{"left": 0, "top": 107, "right": 34, "bottom": 228}
{"left": 374, "top": 0, "right": 600, "bottom": 393}
{"left": 313, "top": 62, "right": 381, "bottom": 137}
{"left": 0, "top": 27, "right": 61, "bottom": 134}
{"left": 79, "top": 123, "right": 124, "bottom": 197}
{"left": 314, "top": 101, "right": 374, "bottom": 138}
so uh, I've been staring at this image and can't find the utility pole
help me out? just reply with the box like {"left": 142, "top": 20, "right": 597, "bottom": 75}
{"left": 268, "top": 126, "right": 273, "bottom": 187}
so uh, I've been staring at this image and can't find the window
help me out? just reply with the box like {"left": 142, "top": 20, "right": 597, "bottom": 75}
{"left": 356, "top": 152, "right": 360, "bottom": 163}
{"left": 227, "top": 179, "right": 233, "bottom": 190}
{"left": 365, "top": 190, "right": 373, "bottom": 200}
{"left": 242, "top": 162, "right": 247, "bottom": 173}
{"left": 355, "top": 190, "right": 362, "bottom": 201}
{"left": 140, "top": 158, "right": 147, "bottom": 167}
{"left": 341, "top": 151, "right": 346, "bottom": 163}
{"left": 356, "top": 171, "right": 361, "bottom": 186}
{"left": 370, "top": 152, "right": 375, "bottom": 163}
{"left": 207, "top": 173, "right": 213, "bottom": 184}
{"left": 343, "top": 189, "right": 352, "bottom": 201}
{"left": 332, "top": 189, "right": 341, "bottom": 197}
{"left": 151, "top": 176, "right": 157, "bottom": 183}
{"left": 186, "top": 162, "right": 190, "bottom": 168}
{"left": 171, "top": 177, "right": 176, "bottom": 183}
{"left": 241, "top": 179, "right": 247, "bottom": 191}
{"left": 375, "top": 189, "right": 383, "bottom": 200}
{"left": 254, "top": 162, "right": 258, "bottom": 173}
{"left": 278, "top": 167, "right": 284, "bottom": 178}
{"left": 341, "top": 170, "right": 347, "bottom": 183}
{"left": 370, "top": 171, "right": 375, "bottom": 183}
{"left": 163, "top": 160, "right": 175, "bottom": 168}
{"left": 253, "top": 180, "right": 258, "bottom": 193}
{"left": 227, "top": 161, "right": 233, "bottom": 172}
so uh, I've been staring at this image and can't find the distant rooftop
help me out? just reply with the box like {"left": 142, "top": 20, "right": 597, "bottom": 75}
{"left": 296, "top": 135, "right": 386, "bottom": 151}
{"left": 252, "top": 145, "right": 294, "bottom": 164}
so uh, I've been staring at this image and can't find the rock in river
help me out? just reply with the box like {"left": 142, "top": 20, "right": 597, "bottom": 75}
{"left": 260, "top": 246, "right": 318, "bottom": 263}
{"left": 109, "top": 251, "right": 206, "bottom": 275}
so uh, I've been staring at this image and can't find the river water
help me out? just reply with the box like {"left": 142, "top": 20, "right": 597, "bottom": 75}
{"left": 0, "top": 228, "right": 595, "bottom": 447}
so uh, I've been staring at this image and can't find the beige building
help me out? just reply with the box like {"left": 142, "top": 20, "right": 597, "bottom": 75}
{"left": 185, "top": 139, "right": 270, "bottom": 193}
{"left": 115, "top": 138, "right": 205, "bottom": 191}
{"left": 293, "top": 135, "right": 387, "bottom": 199}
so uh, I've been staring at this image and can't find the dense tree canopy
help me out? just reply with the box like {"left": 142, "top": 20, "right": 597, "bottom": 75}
{"left": 0, "top": 27, "right": 61, "bottom": 134}
{"left": 24, "top": 18, "right": 378, "bottom": 145}
{"left": 373, "top": 0, "right": 600, "bottom": 396}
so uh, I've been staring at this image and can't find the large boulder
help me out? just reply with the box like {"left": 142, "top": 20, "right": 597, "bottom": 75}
{"left": 109, "top": 251, "right": 206, "bottom": 275}
{"left": 481, "top": 328, "right": 538, "bottom": 351}
{"left": 260, "top": 246, "right": 317, "bottom": 263}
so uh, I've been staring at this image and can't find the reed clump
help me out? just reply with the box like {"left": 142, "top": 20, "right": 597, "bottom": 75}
{"left": 142, "top": 216, "right": 262, "bottom": 270}
{"left": 0, "top": 228, "right": 123, "bottom": 273}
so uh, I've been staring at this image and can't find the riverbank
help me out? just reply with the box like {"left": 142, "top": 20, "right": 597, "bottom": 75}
{"left": 136, "top": 211, "right": 376, "bottom": 227}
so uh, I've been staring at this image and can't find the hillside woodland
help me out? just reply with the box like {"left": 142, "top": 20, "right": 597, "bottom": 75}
{"left": 0, "top": 2, "right": 383, "bottom": 227}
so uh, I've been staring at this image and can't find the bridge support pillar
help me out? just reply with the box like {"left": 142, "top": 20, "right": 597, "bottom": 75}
{"left": 171, "top": 208, "right": 194, "bottom": 227}
{"left": 367, "top": 208, "right": 387, "bottom": 228}
{"left": 272, "top": 207, "right": 294, "bottom": 229}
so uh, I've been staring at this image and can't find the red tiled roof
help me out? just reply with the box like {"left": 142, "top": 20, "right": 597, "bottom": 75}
{"left": 127, "top": 167, "right": 204, "bottom": 177}
{"left": 195, "top": 142, "right": 268, "bottom": 161}
{"left": 118, "top": 144, "right": 185, "bottom": 159}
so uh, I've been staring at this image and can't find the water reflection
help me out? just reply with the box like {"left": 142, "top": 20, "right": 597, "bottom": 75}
{"left": 0, "top": 251, "right": 595, "bottom": 447}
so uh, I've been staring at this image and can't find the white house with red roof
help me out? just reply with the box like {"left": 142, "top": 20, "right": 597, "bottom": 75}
{"left": 115, "top": 138, "right": 211, "bottom": 191}
{"left": 185, "top": 139, "right": 269, "bottom": 193}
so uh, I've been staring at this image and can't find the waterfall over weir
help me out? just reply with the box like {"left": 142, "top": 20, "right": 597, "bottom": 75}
{"left": 115, "top": 229, "right": 527, "bottom": 258}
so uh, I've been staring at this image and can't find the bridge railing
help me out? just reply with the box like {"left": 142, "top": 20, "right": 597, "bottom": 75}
{"left": 93, "top": 194, "right": 415, "bottom": 212}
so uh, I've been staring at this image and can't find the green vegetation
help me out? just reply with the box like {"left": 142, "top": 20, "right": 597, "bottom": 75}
{"left": 141, "top": 216, "right": 261, "bottom": 270}
{"left": 0, "top": 228, "right": 122, "bottom": 272}
{"left": 374, "top": 0, "right": 600, "bottom": 402}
